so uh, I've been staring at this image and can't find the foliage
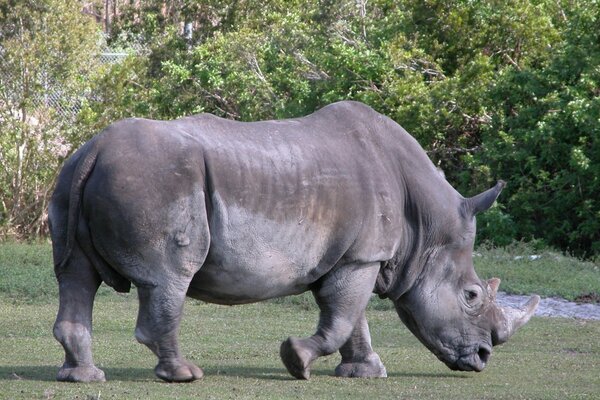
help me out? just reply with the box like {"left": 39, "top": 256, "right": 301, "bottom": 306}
{"left": 0, "top": 0, "right": 101, "bottom": 237}
{"left": 0, "top": 0, "right": 598, "bottom": 257}
{"left": 475, "top": 2, "right": 600, "bottom": 255}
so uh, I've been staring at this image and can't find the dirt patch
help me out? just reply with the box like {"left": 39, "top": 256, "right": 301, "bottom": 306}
{"left": 574, "top": 293, "right": 600, "bottom": 304}
{"left": 497, "top": 292, "right": 600, "bottom": 320}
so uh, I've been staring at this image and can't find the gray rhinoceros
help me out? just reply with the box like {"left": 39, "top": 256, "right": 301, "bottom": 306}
{"left": 49, "top": 101, "right": 539, "bottom": 383}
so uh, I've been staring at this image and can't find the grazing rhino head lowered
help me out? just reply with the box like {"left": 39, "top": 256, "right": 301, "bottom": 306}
{"left": 48, "top": 101, "right": 538, "bottom": 383}
{"left": 384, "top": 180, "right": 539, "bottom": 372}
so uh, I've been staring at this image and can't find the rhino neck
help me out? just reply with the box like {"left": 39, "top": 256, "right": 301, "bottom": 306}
{"left": 374, "top": 215, "right": 435, "bottom": 301}
{"left": 375, "top": 240, "right": 429, "bottom": 301}
{"left": 375, "top": 171, "right": 463, "bottom": 301}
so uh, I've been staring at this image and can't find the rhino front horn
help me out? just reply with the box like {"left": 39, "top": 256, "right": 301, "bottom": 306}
{"left": 492, "top": 295, "right": 540, "bottom": 346}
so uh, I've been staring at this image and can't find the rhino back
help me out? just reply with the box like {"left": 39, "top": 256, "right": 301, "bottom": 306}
{"left": 185, "top": 104, "right": 403, "bottom": 301}
{"left": 74, "top": 101, "right": 453, "bottom": 301}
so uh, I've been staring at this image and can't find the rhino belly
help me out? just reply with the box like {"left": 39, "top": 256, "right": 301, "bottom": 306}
{"left": 187, "top": 259, "right": 310, "bottom": 305}
{"left": 186, "top": 207, "right": 337, "bottom": 304}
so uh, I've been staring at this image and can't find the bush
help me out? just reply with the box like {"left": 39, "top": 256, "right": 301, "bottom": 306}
{"left": 0, "top": 0, "right": 100, "bottom": 238}
{"left": 475, "top": 3, "right": 600, "bottom": 256}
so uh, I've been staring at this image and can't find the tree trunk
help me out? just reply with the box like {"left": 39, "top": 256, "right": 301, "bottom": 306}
{"left": 105, "top": 0, "right": 111, "bottom": 34}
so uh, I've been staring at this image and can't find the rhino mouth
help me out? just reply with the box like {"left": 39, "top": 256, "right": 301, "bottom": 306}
{"left": 445, "top": 345, "right": 491, "bottom": 372}
{"left": 394, "top": 304, "right": 493, "bottom": 373}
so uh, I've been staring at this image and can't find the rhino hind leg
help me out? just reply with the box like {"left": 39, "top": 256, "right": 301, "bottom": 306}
{"left": 335, "top": 313, "right": 387, "bottom": 378}
{"left": 54, "top": 247, "right": 105, "bottom": 382}
{"left": 135, "top": 279, "right": 204, "bottom": 382}
{"left": 280, "top": 262, "right": 380, "bottom": 379}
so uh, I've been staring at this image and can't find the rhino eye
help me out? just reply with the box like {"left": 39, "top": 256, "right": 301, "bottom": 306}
{"left": 466, "top": 290, "right": 478, "bottom": 301}
{"left": 464, "top": 288, "right": 482, "bottom": 305}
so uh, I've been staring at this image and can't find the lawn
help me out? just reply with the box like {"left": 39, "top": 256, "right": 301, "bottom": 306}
{"left": 0, "top": 243, "right": 599, "bottom": 399}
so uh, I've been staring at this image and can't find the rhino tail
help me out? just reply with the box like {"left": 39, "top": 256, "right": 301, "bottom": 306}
{"left": 55, "top": 140, "right": 100, "bottom": 271}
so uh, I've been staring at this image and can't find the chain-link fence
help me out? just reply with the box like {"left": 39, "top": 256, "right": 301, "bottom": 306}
{"left": 30, "top": 87, "right": 85, "bottom": 120}
{"left": 0, "top": 49, "right": 131, "bottom": 122}
{"left": 99, "top": 50, "right": 130, "bottom": 64}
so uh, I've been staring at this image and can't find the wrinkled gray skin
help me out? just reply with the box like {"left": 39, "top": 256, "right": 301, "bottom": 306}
{"left": 49, "top": 101, "right": 539, "bottom": 383}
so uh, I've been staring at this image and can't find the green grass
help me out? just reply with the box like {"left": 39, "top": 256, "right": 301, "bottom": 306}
{"left": 0, "top": 242, "right": 599, "bottom": 399}
{"left": 0, "top": 242, "right": 56, "bottom": 302}
{"left": 0, "top": 242, "right": 114, "bottom": 304}
{"left": 1, "top": 296, "right": 599, "bottom": 400}
{"left": 1, "top": 242, "right": 598, "bottom": 305}
{"left": 474, "top": 242, "right": 600, "bottom": 302}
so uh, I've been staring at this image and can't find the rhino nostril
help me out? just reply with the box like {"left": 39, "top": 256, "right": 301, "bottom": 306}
{"left": 478, "top": 346, "right": 491, "bottom": 364}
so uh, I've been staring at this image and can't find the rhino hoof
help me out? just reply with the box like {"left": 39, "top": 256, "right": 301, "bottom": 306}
{"left": 57, "top": 364, "right": 106, "bottom": 382}
{"left": 155, "top": 360, "right": 204, "bottom": 382}
{"left": 280, "top": 337, "right": 311, "bottom": 380}
{"left": 335, "top": 354, "right": 387, "bottom": 378}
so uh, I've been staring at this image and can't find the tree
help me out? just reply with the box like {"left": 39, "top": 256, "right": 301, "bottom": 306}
{"left": 0, "top": 0, "right": 101, "bottom": 237}
{"left": 476, "top": 2, "right": 600, "bottom": 256}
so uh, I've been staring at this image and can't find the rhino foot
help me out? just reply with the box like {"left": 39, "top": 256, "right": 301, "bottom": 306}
{"left": 154, "top": 359, "right": 204, "bottom": 382}
{"left": 57, "top": 364, "right": 106, "bottom": 382}
{"left": 280, "top": 337, "right": 313, "bottom": 380}
{"left": 335, "top": 353, "right": 387, "bottom": 378}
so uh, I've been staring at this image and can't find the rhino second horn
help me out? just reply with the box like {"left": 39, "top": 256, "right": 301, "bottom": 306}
{"left": 493, "top": 295, "right": 540, "bottom": 346}
{"left": 487, "top": 278, "right": 501, "bottom": 300}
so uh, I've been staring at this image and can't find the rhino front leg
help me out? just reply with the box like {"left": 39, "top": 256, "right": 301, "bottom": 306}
{"left": 335, "top": 312, "right": 387, "bottom": 378}
{"left": 280, "top": 262, "right": 380, "bottom": 379}
{"left": 135, "top": 279, "right": 204, "bottom": 382}
{"left": 53, "top": 248, "right": 105, "bottom": 382}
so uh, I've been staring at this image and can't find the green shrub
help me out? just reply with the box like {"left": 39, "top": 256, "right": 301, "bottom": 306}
{"left": 475, "top": 3, "right": 600, "bottom": 256}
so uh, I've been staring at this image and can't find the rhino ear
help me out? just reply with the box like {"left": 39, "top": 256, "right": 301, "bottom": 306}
{"left": 464, "top": 180, "right": 506, "bottom": 217}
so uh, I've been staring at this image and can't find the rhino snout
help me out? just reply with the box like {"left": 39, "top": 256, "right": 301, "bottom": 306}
{"left": 446, "top": 344, "right": 492, "bottom": 372}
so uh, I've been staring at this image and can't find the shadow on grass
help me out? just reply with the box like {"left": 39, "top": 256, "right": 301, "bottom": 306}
{"left": 206, "top": 366, "right": 469, "bottom": 380}
{"left": 0, "top": 365, "right": 468, "bottom": 382}
{"left": 0, "top": 366, "right": 154, "bottom": 382}
{"left": 1, "top": 365, "right": 59, "bottom": 382}
{"left": 387, "top": 371, "right": 470, "bottom": 379}
{"left": 0, "top": 365, "right": 291, "bottom": 382}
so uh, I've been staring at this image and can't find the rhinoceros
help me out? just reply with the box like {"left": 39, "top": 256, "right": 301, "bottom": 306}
{"left": 49, "top": 101, "right": 539, "bottom": 383}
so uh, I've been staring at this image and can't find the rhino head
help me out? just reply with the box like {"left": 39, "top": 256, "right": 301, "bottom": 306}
{"left": 390, "top": 181, "right": 539, "bottom": 372}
